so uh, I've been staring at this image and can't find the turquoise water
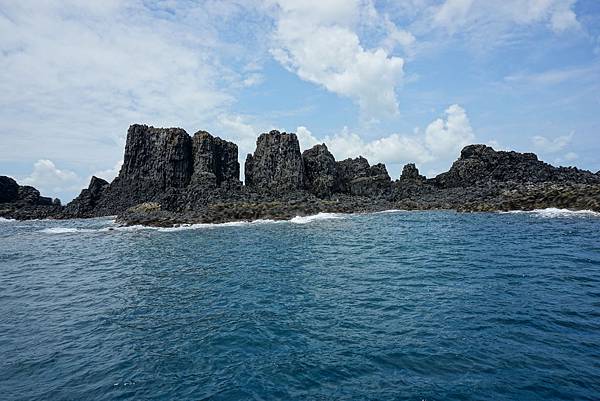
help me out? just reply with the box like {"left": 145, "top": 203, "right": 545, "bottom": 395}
{"left": 1, "top": 210, "right": 599, "bottom": 400}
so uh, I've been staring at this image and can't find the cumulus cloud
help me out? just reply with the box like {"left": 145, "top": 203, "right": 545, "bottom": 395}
{"left": 532, "top": 132, "right": 574, "bottom": 153}
{"left": 270, "top": 0, "right": 405, "bottom": 118}
{"left": 92, "top": 160, "right": 123, "bottom": 183}
{"left": 295, "top": 104, "right": 475, "bottom": 177}
{"left": 424, "top": 104, "right": 474, "bottom": 157}
{"left": 21, "top": 159, "right": 82, "bottom": 200}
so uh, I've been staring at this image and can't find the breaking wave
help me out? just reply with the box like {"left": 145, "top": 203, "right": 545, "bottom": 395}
{"left": 501, "top": 208, "right": 600, "bottom": 218}
{"left": 0, "top": 217, "right": 16, "bottom": 222}
{"left": 289, "top": 213, "right": 344, "bottom": 224}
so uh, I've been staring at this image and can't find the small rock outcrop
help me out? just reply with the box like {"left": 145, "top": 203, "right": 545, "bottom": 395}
{"left": 434, "top": 144, "right": 600, "bottom": 188}
{"left": 245, "top": 130, "right": 305, "bottom": 194}
{"left": 63, "top": 176, "right": 109, "bottom": 217}
{"left": 400, "top": 164, "right": 426, "bottom": 183}
{"left": 0, "top": 176, "right": 61, "bottom": 219}
{"left": 336, "top": 157, "right": 391, "bottom": 196}
{"left": 302, "top": 144, "right": 337, "bottom": 198}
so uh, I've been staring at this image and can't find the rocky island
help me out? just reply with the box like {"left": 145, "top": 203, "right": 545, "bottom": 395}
{"left": 2, "top": 124, "right": 599, "bottom": 226}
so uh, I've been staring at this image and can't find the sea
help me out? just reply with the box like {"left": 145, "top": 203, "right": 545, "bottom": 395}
{"left": 1, "top": 209, "right": 599, "bottom": 400}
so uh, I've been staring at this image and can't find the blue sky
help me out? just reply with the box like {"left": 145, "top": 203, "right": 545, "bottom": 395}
{"left": 1, "top": 0, "right": 599, "bottom": 202}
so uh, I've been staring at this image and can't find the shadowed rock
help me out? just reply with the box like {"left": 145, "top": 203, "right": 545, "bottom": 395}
{"left": 63, "top": 176, "right": 109, "bottom": 217}
{"left": 302, "top": 144, "right": 337, "bottom": 198}
{"left": 435, "top": 144, "right": 599, "bottom": 188}
{"left": 0, "top": 176, "right": 19, "bottom": 203}
{"left": 119, "top": 124, "right": 193, "bottom": 191}
{"left": 191, "top": 131, "right": 240, "bottom": 188}
{"left": 245, "top": 130, "right": 305, "bottom": 194}
{"left": 336, "top": 157, "right": 391, "bottom": 196}
{"left": 400, "top": 164, "right": 426, "bottom": 183}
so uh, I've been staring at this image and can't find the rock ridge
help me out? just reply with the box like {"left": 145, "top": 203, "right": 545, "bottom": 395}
{"left": 2, "top": 124, "right": 599, "bottom": 224}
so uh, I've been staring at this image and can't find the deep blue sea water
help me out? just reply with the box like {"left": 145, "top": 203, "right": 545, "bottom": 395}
{"left": 1, "top": 209, "right": 599, "bottom": 401}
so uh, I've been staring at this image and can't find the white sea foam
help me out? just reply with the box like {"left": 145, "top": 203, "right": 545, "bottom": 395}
{"left": 373, "top": 209, "right": 408, "bottom": 214}
{"left": 289, "top": 212, "right": 344, "bottom": 224}
{"left": 501, "top": 208, "right": 600, "bottom": 218}
{"left": 0, "top": 217, "right": 16, "bottom": 222}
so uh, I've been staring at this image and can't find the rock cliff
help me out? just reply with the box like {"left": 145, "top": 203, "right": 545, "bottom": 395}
{"left": 3, "top": 123, "right": 599, "bottom": 224}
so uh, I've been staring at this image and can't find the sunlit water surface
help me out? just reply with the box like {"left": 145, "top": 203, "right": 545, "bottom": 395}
{"left": 1, "top": 209, "right": 599, "bottom": 400}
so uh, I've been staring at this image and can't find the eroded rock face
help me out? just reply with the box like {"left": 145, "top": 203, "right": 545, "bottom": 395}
{"left": 435, "top": 144, "right": 600, "bottom": 188}
{"left": 120, "top": 124, "right": 193, "bottom": 191}
{"left": 191, "top": 131, "right": 240, "bottom": 188}
{"left": 336, "top": 157, "right": 391, "bottom": 196}
{"left": 0, "top": 176, "right": 62, "bottom": 219}
{"left": 302, "top": 144, "right": 337, "bottom": 198}
{"left": 245, "top": 130, "right": 305, "bottom": 194}
{"left": 64, "top": 176, "right": 109, "bottom": 217}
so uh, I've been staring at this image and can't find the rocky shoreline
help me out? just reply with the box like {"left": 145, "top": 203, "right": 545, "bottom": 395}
{"left": 2, "top": 124, "right": 599, "bottom": 226}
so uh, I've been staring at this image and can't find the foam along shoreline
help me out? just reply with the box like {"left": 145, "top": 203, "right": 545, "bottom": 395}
{"left": 38, "top": 212, "right": 348, "bottom": 234}
{"left": 499, "top": 208, "right": 600, "bottom": 218}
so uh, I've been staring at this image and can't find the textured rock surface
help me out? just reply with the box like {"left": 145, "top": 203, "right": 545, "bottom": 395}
{"left": 0, "top": 176, "right": 61, "bottom": 219}
{"left": 5, "top": 122, "right": 600, "bottom": 224}
{"left": 245, "top": 130, "right": 305, "bottom": 194}
{"left": 119, "top": 124, "right": 193, "bottom": 191}
{"left": 191, "top": 131, "right": 240, "bottom": 188}
{"left": 400, "top": 164, "right": 426, "bottom": 183}
{"left": 302, "top": 144, "right": 337, "bottom": 198}
{"left": 336, "top": 157, "right": 391, "bottom": 196}
{"left": 63, "top": 176, "right": 109, "bottom": 217}
{"left": 434, "top": 144, "right": 599, "bottom": 188}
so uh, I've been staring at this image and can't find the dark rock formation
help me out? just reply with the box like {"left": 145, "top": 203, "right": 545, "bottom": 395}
{"left": 0, "top": 176, "right": 61, "bottom": 219}
{"left": 191, "top": 131, "right": 240, "bottom": 188}
{"left": 400, "top": 164, "right": 426, "bottom": 183}
{"left": 302, "top": 144, "right": 337, "bottom": 198}
{"left": 434, "top": 144, "right": 599, "bottom": 188}
{"left": 63, "top": 176, "right": 109, "bottom": 217}
{"left": 336, "top": 157, "right": 391, "bottom": 196}
{"left": 0, "top": 176, "right": 19, "bottom": 203}
{"left": 245, "top": 130, "right": 305, "bottom": 194}
{"left": 118, "top": 124, "right": 193, "bottom": 191}
{"left": 6, "top": 122, "right": 600, "bottom": 225}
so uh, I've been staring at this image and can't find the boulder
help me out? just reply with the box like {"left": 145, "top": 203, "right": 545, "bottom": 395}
{"left": 302, "top": 144, "right": 337, "bottom": 198}
{"left": 245, "top": 130, "right": 305, "bottom": 194}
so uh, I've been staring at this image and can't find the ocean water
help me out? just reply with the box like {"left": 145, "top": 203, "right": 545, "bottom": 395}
{"left": 1, "top": 210, "right": 599, "bottom": 400}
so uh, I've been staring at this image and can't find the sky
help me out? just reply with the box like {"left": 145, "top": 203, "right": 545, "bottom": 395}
{"left": 1, "top": 0, "right": 599, "bottom": 202}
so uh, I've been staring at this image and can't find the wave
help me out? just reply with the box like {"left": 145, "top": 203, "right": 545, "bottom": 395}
{"left": 290, "top": 213, "right": 344, "bottom": 224}
{"left": 0, "top": 217, "right": 16, "bottom": 222}
{"left": 501, "top": 208, "right": 600, "bottom": 218}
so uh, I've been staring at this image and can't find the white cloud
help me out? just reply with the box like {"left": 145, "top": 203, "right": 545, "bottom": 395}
{"left": 430, "top": 0, "right": 580, "bottom": 37}
{"left": 0, "top": 1, "right": 263, "bottom": 168}
{"left": 21, "top": 159, "right": 82, "bottom": 200}
{"left": 532, "top": 132, "right": 574, "bottom": 153}
{"left": 92, "top": 160, "right": 123, "bottom": 183}
{"left": 271, "top": 0, "right": 405, "bottom": 118}
{"left": 295, "top": 104, "right": 475, "bottom": 177}
{"left": 425, "top": 104, "right": 474, "bottom": 157}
